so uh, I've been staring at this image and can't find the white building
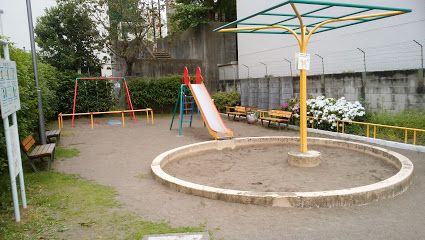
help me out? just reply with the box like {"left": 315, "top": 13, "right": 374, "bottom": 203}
{"left": 236, "top": 0, "right": 425, "bottom": 78}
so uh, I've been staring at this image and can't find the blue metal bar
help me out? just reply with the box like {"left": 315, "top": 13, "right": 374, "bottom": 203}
{"left": 239, "top": 22, "right": 336, "bottom": 29}
{"left": 288, "top": 0, "right": 412, "bottom": 13}
{"left": 313, "top": 15, "right": 391, "bottom": 35}
{"left": 261, "top": 12, "right": 332, "bottom": 19}
{"left": 213, "top": 1, "right": 291, "bottom": 32}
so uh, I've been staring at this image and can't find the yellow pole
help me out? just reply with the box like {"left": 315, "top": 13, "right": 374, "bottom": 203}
{"left": 151, "top": 109, "right": 154, "bottom": 124}
{"left": 146, "top": 110, "right": 149, "bottom": 123}
{"left": 413, "top": 131, "right": 417, "bottom": 145}
{"left": 404, "top": 129, "right": 408, "bottom": 144}
{"left": 299, "top": 27, "right": 308, "bottom": 153}
{"left": 58, "top": 114, "right": 61, "bottom": 129}
{"left": 90, "top": 113, "right": 94, "bottom": 129}
{"left": 121, "top": 112, "right": 125, "bottom": 128}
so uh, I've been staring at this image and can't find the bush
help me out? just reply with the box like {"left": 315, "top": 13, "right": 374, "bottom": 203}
{"left": 211, "top": 91, "right": 241, "bottom": 112}
{"left": 127, "top": 75, "right": 181, "bottom": 113}
{"left": 0, "top": 45, "right": 61, "bottom": 174}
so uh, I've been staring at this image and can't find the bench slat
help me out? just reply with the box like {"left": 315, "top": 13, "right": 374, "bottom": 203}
{"left": 29, "top": 144, "right": 55, "bottom": 158}
{"left": 22, "top": 136, "right": 35, "bottom": 152}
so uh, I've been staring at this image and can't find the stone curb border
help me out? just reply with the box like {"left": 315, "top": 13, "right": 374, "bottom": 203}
{"left": 151, "top": 137, "right": 414, "bottom": 208}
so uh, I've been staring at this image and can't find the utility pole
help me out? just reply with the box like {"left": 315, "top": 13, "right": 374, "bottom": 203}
{"left": 0, "top": 9, "right": 4, "bottom": 36}
{"left": 357, "top": 48, "right": 367, "bottom": 72}
{"left": 242, "top": 64, "right": 250, "bottom": 78}
{"left": 25, "top": 0, "right": 46, "bottom": 144}
{"left": 259, "top": 62, "right": 268, "bottom": 77}
{"left": 151, "top": 0, "right": 156, "bottom": 41}
{"left": 284, "top": 58, "right": 292, "bottom": 77}
{"left": 157, "top": 0, "right": 162, "bottom": 38}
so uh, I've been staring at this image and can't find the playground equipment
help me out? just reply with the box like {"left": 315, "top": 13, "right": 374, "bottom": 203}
{"left": 170, "top": 67, "right": 233, "bottom": 140}
{"left": 214, "top": 0, "right": 411, "bottom": 166}
{"left": 152, "top": 1, "right": 414, "bottom": 208}
{"left": 71, "top": 77, "right": 135, "bottom": 128}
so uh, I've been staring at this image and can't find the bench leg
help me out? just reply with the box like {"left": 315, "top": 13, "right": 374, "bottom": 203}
{"left": 29, "top": 158, "right": 38, "bottom": 172}
{"left": 268, "top": 120, "right": 271, "bottom": 128}
{"left": 227, "top": 113, "right": 230, "bottom": 120}
{"left": 233, "top": 115, "right": 236, "bottom": 121}
{"left": 286, "top": 122, "right": 289, "bottom": 129}
{"left": 261, "top": 119, "right": 263, "bottom": 126}
{"left": 278, "top": 122, "right": 281, "bottom": 130}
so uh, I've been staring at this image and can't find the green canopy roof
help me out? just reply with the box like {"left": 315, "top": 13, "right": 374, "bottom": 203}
{"left": 213, "top": 0, "right": 411, "bottom": 35}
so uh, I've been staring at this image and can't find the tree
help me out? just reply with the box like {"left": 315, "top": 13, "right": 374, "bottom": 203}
{"left": 87, "top": 0, "right": 156, "bottom": 75}
{"left": 169, "top": 0, "right": 236, "bottom": 34}
{"left": 35, "top": 1, "right": 103, "bottom": 73}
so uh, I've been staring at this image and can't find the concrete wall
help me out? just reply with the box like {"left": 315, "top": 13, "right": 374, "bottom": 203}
{"left": 132, "top": 59, "right": 202, "bottom": 78}
{"left": 219, "top": 69, "right": 425, "bottom": 113}
{"left": 155, "top": 22, "right": 237, "bottom": 92}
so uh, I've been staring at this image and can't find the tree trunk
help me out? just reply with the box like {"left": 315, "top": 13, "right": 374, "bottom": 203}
{"left": 125, "top": 60, "right": 133, "bottom": 76}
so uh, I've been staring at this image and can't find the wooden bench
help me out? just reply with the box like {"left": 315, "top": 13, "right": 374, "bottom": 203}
{"left": 259, "top": 110, "right": 292, "bottom": 130}
{"left": 226, "top": 106, "right": 248, "bottom": 120}
{"left": 46, "top": 129, "right": 61, "bottom": 143}
{"left": 21, "top": 135, "right": 56, "bottom": 171}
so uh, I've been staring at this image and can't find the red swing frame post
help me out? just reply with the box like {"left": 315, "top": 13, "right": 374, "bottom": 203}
{"left": 71, "top": 77, "right": 136, "bottom": 128}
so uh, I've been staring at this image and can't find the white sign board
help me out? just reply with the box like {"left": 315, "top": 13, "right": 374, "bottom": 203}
{"left": 0, "top": 60, "right": 21, "bottom": 118}
{"left": 295, "top": 53, "right": 311, "bottom": 70}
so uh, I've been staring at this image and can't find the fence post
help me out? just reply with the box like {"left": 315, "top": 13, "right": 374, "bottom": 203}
{"left": 357, "top": 48, "right": 367, "bottom": 101}
{"left": 315, "top": 54, "right": 325, "bottom": 95}
{"left": 413, "top": 40, "right": 424, "bottom": 93}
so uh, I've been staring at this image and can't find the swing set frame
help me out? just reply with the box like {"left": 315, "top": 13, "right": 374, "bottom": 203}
{"left": 71, "top": 77, "right": 136, "bottom": 128}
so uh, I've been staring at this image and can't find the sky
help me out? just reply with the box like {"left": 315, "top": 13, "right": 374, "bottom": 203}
{"left": 0, "top": 0, "right": 56, "bottom": 49}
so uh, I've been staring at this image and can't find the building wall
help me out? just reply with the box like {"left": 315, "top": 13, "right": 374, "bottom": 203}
{"left": 219, "top": 69, "right": 425, "bottom": 113}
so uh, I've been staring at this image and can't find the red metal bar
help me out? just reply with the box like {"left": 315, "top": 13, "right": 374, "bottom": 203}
{"left": 71, "top": 79, "right": 79, "bottom": 128}
{"left": 195, "top": 67, "right": 203, "bottom": 84}
{"left": 123, "top": 79, "right": 136, "bottom": 121}
{"left": 183, "top": 67, "right": 190, "bottom": 85}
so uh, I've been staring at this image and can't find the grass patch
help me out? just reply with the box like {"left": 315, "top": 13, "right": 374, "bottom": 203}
{"left": 55, "top": 146, "right": 80, "bottom": 160}
{"left": 0, "top": 172, "right": 205, "bottom": 239}
{"left": 345, "top": 110, "right": 425, "bottom": 145}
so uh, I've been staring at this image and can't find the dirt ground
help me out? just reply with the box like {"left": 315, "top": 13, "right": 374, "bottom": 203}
{"left": 164, "top": 144, "right": 397, "bottom": 192}
{"left": 55, "top": 115, "right": 425, "bottom": 240}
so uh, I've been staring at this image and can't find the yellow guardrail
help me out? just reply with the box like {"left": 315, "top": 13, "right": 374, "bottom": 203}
{"left": 58, "top": 108, "right": 154, "bottom": 129}
{"left": 306, "top": 116, "right": 425, "bottom": 145}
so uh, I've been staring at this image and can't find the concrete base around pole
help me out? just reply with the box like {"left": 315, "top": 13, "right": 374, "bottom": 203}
{"left": 288, "top": 150, "right": 321, "bottom": 167}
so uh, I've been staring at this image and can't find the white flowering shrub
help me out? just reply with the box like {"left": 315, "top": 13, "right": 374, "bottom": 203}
{"left": 306, "top": 96, "right": 365, "bottom": 130}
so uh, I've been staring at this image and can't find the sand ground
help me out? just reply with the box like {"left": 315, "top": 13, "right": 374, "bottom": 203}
{"left": 55, "top": 115, "right": 425, "bottom": 240}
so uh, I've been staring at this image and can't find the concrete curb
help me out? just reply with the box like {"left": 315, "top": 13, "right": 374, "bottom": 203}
{"left": 152, "top": 137, "right": 414, "bottom": 208}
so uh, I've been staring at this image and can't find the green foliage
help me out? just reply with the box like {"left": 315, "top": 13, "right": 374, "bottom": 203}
{"left": 169, "top": 3, "right": 212, "bottom": 33}
{"left": 0, "top": 45, "right": 61, "bottom": 174}
{"left": 35, "top": 1, "right": 102, "bottom": 72}
{"left": 127, "top": 75, "right": 182, "bottom": 113}
{"left": 211, "top": 91, "right": 240, "bottom": 112}
{"left": 345, "top": 110, "right": 425, "bottom": 145}
{"left": 0, "top": 172, "right": 204, "bottom": 239}
{"left": 170, "top": 0, "right": 236, "bottom": 33}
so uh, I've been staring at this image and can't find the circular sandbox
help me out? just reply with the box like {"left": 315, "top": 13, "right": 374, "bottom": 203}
{"left": 151, "top": 137, "right": 413, "bottom": 208}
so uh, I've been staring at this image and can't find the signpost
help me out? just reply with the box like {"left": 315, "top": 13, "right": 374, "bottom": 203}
{"left": 0, "top": 40, "right": 27, "bottom": 222}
